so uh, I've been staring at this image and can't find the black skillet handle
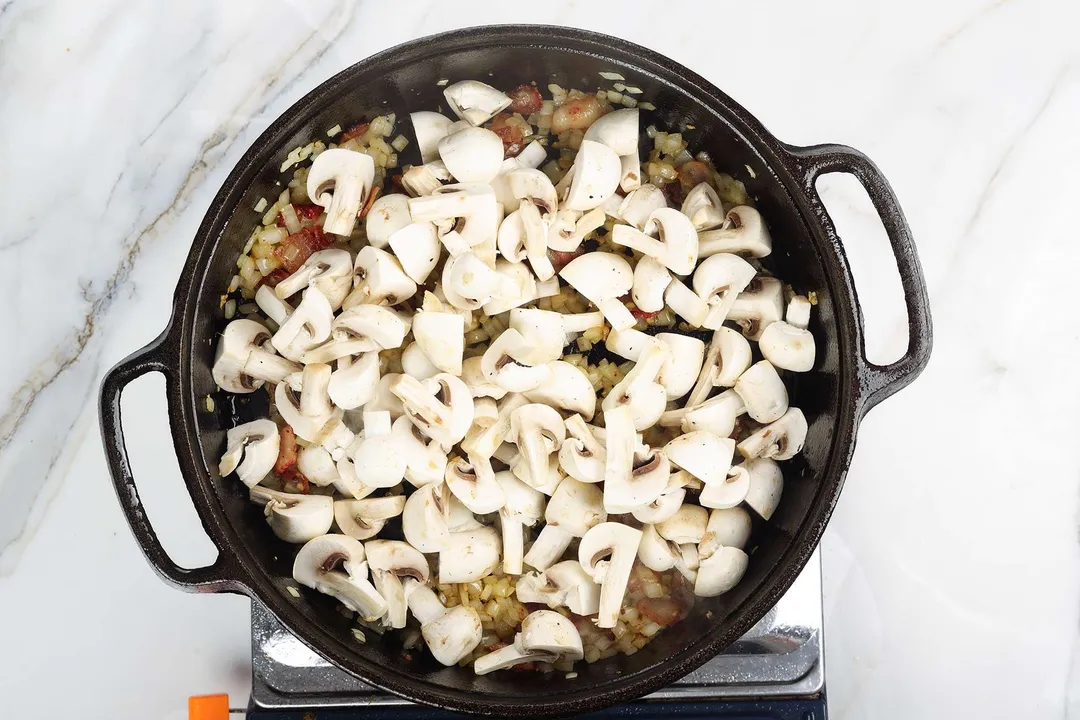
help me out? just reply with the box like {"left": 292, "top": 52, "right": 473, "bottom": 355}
{"left": 785, "top": 143, "right": 933, "bottom": 414}
{"left": 99, "top": 326, "right": 241, "bottom": 593}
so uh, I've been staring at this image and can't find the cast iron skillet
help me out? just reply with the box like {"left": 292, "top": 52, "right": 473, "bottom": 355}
{"left": 99, "top": 25, "right": 931, "bottom": 717}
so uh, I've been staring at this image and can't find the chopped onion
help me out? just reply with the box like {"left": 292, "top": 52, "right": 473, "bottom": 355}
{"left": 253, "top": 197, "right": 268, "bottom": 213}
{"left": 599, "top": 71, "right": 625, "bottom": 81}
{"left": 390, "top": 135, "right": 409, "bottom": 152}
{"left": 280, "top": 203, "right": 302, "bottom": 234}
{"left": 326, "top": 124, "right": 342, "bottom": 137}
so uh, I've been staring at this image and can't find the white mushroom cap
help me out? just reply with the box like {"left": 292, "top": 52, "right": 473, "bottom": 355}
{"left": 786, "top": 294, "right": 812, "bottom": 330}
{"left": 523, "top": 361, "right": 597, "bottom": 421}
{"left": 249, "top": 486, "right": 333, "bottom": 544}
{"left": 460, "top": 392, "right": 528, "bottom": 459}
{"left": 438, "top": 126, "right": 504, "bottom": 184}
{"left": 558, "top": 251, "right": 637, "bottom": 331}
{"left": 408, "top": 185, "right": 498, "bottom": 255}
{"left": 698, "top": 206, "right": 773, "bottom": 258}
{"left": 612, "top": 208, "right": 699, "bottom": 275}
{"left": 759, "top": 321, "right": 816, "bottom": 372}
{"left": 365, "top": 373, "right": 405, "bottom": 419}
{"left": 445, "top": 455, "right": 506, "bottom": 514}
{"left": 411, "top": 111, "right": 455, "bottom": 163}
{"left": 218, "top": 419, "right": 279, "bottom": 488}
{"left": 663, "top": 276, "right": 710, "bottom": 328}
{"left": 523, "top": 478, "right": 606, "bottom": 571}
{"left": 680, "top": 389, "right": 746, "bottom": 437}
{"left": 474, "top": 609, "right": 583, "bottom": 675}
{"left": 296, "top": 445, "right": 340, "bottom": 487}
{"left": 300, "top": 305, "right": 408, "bottom": 365}
{"left": 496, "top": 207, "right": 528, "bottom": 263}
{"left": 442, "top": 251, "right": 512, "bottom": 310}
{"left": 663, "top": 430, "right": 736, "bottom": 486}
{"left": 603, "top": 327, "right": 654, "bottom": 362}
{"left": 332, "top": 454, "right": 376, "bottom": 500}
{"left": 481, "top": 260, "right": 538, "bottom": 316}
{"left": 702, "top": 326, "right": 754, "bottom": 392}
{"left": 392, "top": 373, "right": 475, "bottom": 447}
{"left": 404, "top": 578, "right": 483, "bottom": 665}
{"left": 557, "top": 414, "right": 606, "bottom": 484}
{"left": 507, "top": 168, "right": 558, "bottom": 216}
{"left": 401, "top": 161, "right": 450, "bottom": 197}
{"left": 734, "top": 360, "right": 789, "bottom": 424}
{"left": 601, "top": 342, "right": 670, "bottom": 431}
{"left": 631, "top": 471, "right": 689, "bottom": 524}
{"left": 510, "top": 403, "right": 566, "bottom": 489}
{"left": 655, "top": 332, "right": 705, "bottom": 400}
{"left": 342, "top": 246, "right": 418, "bottom": 309}
{"left": 326, "top": 351, "right": 379, "bottom": 410}
{"left": 439, "top": 525, "right": 501, "bottom": 583}
{"left": 388, "top": 221, "right": 442, "bottom": 284}
{"left": 547, "top": 207, "right": 605, "bottom": 252}
{"left": 497, "top": 470, "right": 546, "bottom": 575}
{"left": 700, "top": 507, "right": 752, "bottom": 557}
{"left": 638, "top": 523, "right": 680, "bottom": 572}
{"left": 582, "top": 107, "right": 639, "bottom": 155}
{"left": 402, "top": 481, "right": 450, "bottom": 552}
{"left": 366, "top": 540, "right": 431, "bottom": 629}
{"left": 391, "top": 415, "right": 449, "bottom": 487}
{"left": 737, "top": 407, "right": 807, "bottom": 462}
{"left": 275, "top": 364, "right": 335, "bottom": 442}
{"left": 694, "top": 546, "right": 749, "bottom": 597}
{"left": 743, "top": 457, "right": 784, "bottom": 520}
{"left": 349, "top": 410, "right": 407, "bottom": 488}
{"left": 292, "top": 534, "right": 388, "bottom": 621}
{"left": 657, "top": 504, "right": 709, "bottom": 545}
{"left": 364, "top": 194, "right": 412, "bottom": 250}
{"left": 619, "top": 149, "right": 642, "bottom": 193}
{"left": 306, "top": 149, "right": 375, "bottom": 236}
{"left": 274, "top": 249, "right": 354, "bottom": 310}
{"left": 699, "top": 463, "right": 751, "bottom": 509}
{"left": 400, "top": 342, "right": 440, "bottom": 382}
{"left": 443, "top": 80, "right": 511, "bottom": 126}
{"left": 480, "top": 329, "right": 552, "bottom": 393}
{"left": 334, "top": 494, "right": 406, "bottom": 541}
{"left": 578, "top": 522, "right": 643, "bottom": 628}
{"left": 461, "top": 355, "right": 507, "bottom": 400}
{"left": 617, "top": 184, "right": 668, "bottom": 231}
{"left": 692, "top": 253, "right": 757, "bottom": 330}
{"left": 515, "top": 560, "right": 600, "bottom": 616}
{"left": 562, "top": 140, "right": 621, "bottom": 211}
{"left": 256, "top": 285, "right": 293, "bottom": 325}
{"left": 272, "top": 286, "right": 334, "bottom": 362}
{"left": 632, "top": 255, "right": 672, "bottom": 313}
{"left": 444, "top": 493, "right": 483, "bottom": 532}
{"left": 601, "top": 404, "right": 668, "bottom": 513}
{"left": 508, "top": 308, "right": 566, "bottom": 365}
{"left": 680, "top": 182, "right": 725, "bottom": 231}
{"left": 727, "top": 276, "right": 785, "bottom": 340}
{"left": 510, "top": 451, "right": 563, "bottom": 496}
{"left": 412, "top": 309, "right": 465, "bottom": 375}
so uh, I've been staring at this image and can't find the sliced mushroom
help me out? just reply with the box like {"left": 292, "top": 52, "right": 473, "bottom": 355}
{"left": 402, "top": 481, "right": 450, "bottom": 552}
{"left": 515, "top": 560, "right": 600, "bottom": 616}
{"left": 681, "top": 182, "right": 725, "bottom": 231}
{"left": 327, "top": 351, "right": 380, "bottom": 410}
{"left": 342, "top": 246, "right": 418, "bottom": 309}
{"left": 685, "top": 326, "right": 754, "bottom": 410}
{"left": 727, "top": 276, "right": 784, "bottom": 340}
{"left": 632, "top": 256, "right": 672, "bottom": 313}
{"left": 523, "top": 478, "right": 606, "bottom": 572}
{"left": 678, "top": 389, "right": 746, "bottom": 437}
{"left": 663, "top": 430, "right": 736, "bottom": 486}
{"left": 438, "top": 126, "right": 504, "bottom": 184}
{"left": 663, "top": 276, "right": 710, "bottom": 328}
{"left": 388, "top": 221, "right": 442, "bottom": 284}
{"left": 481, "top": 259, "right": 538, "bottom": 315}
{"left": 559, "top": 251, "right": 636, "bottom": 331}
{"left": 347, "top": 410, "right": 407, "bottom": 488}
{"left": 657, "top": 504, "right": 708, "bottom": 545}
{"left": 403, "top": 577, "right": 482, "bottom": 666}
{"left": 700, "top": 507, "right": 753, "bottom": 557}
{"left": 365, "top": 373, "right": 406, "bottom": 419}
{"left": 509, "top": 451, "right": 563, "bottom": 496}
{"left": 250, "top": 487, "right": 333, "bottom": 543}
{"left": 293, "top": 444, "right": 338, "bottom": 489}
{"left": 617, "top": 184, "right": 668, "bottom": 231}
{"left": 443, "top": 80, "right": 511, "bottom": 126}
{"left": 631, "top": 471, "right": 689, "bottom": 524}
{"left": 561, "top": 140, "right": 621, "bottom": 211}
{"left": 461, "top": 355, "right": 507, "bottom": 400}
{"left": 558, "top": 414, "right": 606, "bottom": 484}
{"left": 509, "top": 404, "right": 566, "bottom": 491}
{"left": 401, "top": 161, "right": 451, "bottom": 197}
{"left": 306, "top": 149, "right": 375, "bottom": 236}
{"left": 523, "top": 361, "right": 597, "bottom": 420}
{"left": 362, "top": 194, "right": 412, "bottom": 250}
{"left": 473, "top": 609, "right": 583, "bottom": 675}
{"left": 391, "top": 373, "right": 475, "bottom": 447}
{"left": 274, "top": 249, "right": 354, "bottom": 310}
{"left": 497, "top": 470, "right": 546, "bottom": 575}
{"left": 786, "top": 294, "right": 812, "bottom": 330}
{"left": 694, "top": 546, "right": 749, "bottom": 597}
{"left": 480, "top": 329, "right": 552, "bottom": 393}
{"left": 734, "top": 360, "right": 789, "bottom": 424}
{"left": 546, "top": 207, "right": 606, "bottom": 252}
{"left": 601, "top": 342, "right": 669, "bottom": 431}
{"left": 743, "top": 457, "right": 784, "bottom": 520}
{"left": 612, "top": 208, "right": 699, "bottom": 275}
{"left": 638, "top": 523, "right": 680, "bottom": 572}
{"left": 400, "top": 342, "right": 440, "bottom": 382}
{"left": 334, "top": 494, "right": 407, "bottom": 541}
{"left": 412, "top": 308, "right": 465, "bottom": 376}
{"left": 218, "top": 419, "right": 279, "bottom": 488}
{"left": 366, "top": 540, "right": 431, "bottom": 629}
{"left": 439, "top": 525, "right": 501, "bottom": 583}
{"left": 604, "top": 327, "right": 655, "bottom": 363}
{"left": 699, "top": 463, "right": 751, "bottom": 510}
{"left": 255, "top": 285, "right": 293, "bottom": 326}
{"left": 302, "top": 305, "right": 409, "bottom": 364}
{"left": 275, "top": 364, "right": 335, "bottom": 442}
{"left": 759, "top": 321, "right": 816, "bottom": 372}
{"left": 737, "top": 408, "right": 807, "bottom": 462}
{"left": 445, "top": 455, "right": 506, "bottom": 514}
{"left": 602, "top": 405, "right": 668, "bottom": 513}
{"left": 442, "top": 251, "right": 513, "bottom": 310}
{"left": 578, "top": 522, "right": 643, "bottom": 628}
{"left": 698, "top": 206, "right": 772, "bottom": 258}
{"left": 655, "top": 332, "right": 705, "bottom": 400}
{"left": 292, "top": 534, "right": 387, "bottom": 621}
{"left": 582, "top": 107, "right": 638, "bottom": 155}
{"left": 507, "top": 308, "right": 566, "bottom": 365}
{"left": 410, "top": 111, "right": 455, "bottom": 163}
{"left": 271, "top": 286, "right": 334, "bottom": 362}
{"left": 460, "top": 392, "right": 529, "bottom": 459}
{"left": 693, "top": 253, "right": 757, "bottom": 330}
{"left": 391, "top": 415, "right": 449, "bottom": 487}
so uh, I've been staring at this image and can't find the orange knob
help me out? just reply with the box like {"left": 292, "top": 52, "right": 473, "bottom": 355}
{"left": 189, "top": 694, "right": 230, "bottom": 720}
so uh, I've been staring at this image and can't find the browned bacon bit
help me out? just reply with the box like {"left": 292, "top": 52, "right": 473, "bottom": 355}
{"left": 273, "top": 226, "right": 332, "bottom": 273}
{"left": 258, "top": 268, "right": 291, "bottom": 289}
{"left": 360, "top": 186, "right": 382, "bottom": 220}
{"left": 549, "top": 247, "right": 584, "bottom": 271}
{"left": 274, "top": 425, "right": 298, "bottom": 474}
{"left": 630, "top": 306, "right": 659, "bottom": 320}
{"left": 489, "top": 113, "right": 526, "bottom": 159}
{"left": 338, "top": 122, "right": 370, "bottom": 143}
{"left": 508, "top": 84, "right": 543, "bottom": 115}
{"left": 275, "top": 203, "right": 323, "bottom": 227}
{"left": 551, "top": 95, "right": 602, "bottom": 134}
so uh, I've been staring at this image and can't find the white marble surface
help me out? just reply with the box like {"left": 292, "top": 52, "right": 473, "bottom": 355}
{"left": 1, "top": 0, "right": 1078, "bottom": 717}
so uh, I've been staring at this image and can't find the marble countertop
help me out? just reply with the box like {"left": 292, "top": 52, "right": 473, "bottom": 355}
{"left": 2, "top": 0, "right": 1077, "bottom": 718}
